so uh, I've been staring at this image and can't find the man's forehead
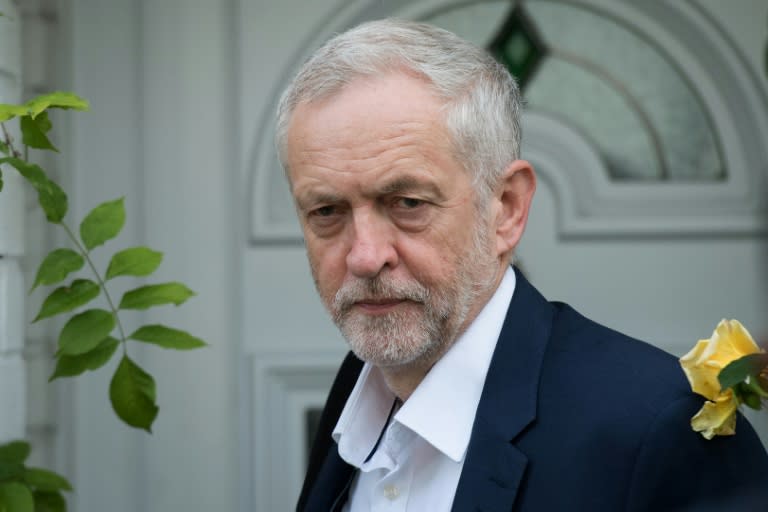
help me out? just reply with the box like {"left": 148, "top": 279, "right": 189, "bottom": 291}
{"left": 289, "top": 72, "right": 444, "bottom": 133}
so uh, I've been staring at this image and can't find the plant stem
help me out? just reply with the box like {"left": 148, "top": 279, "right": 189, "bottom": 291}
{"left": 0, "top": 122, "right": 19, "bottom": 157}
{"left": 60, "top": 221, "right": 128, "bottom": 348}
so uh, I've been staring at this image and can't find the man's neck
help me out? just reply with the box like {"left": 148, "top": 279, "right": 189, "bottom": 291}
{"left": 379, "top": 363, "right": 431, "bottom": 402}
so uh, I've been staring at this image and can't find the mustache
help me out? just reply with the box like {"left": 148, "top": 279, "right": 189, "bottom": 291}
{"left": 333, "top": 276, "right": 429, "bottom": 312}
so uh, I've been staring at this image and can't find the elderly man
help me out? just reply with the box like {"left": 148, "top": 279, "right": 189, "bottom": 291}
{"left": 277, "top": 18, "right": 768, "bottom": 512}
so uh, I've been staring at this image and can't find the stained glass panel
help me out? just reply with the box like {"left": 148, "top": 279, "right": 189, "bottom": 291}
{"left": 425, "top": 0, "right": 725, "bottom": 181}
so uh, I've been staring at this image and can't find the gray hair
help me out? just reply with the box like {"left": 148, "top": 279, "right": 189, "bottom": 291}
{"left": 275, "top": 18, "right": 522, "bottom": 203}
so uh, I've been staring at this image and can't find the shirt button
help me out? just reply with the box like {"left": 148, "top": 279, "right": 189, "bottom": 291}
{"left": 383, "top": 484, "right": 400, "bottom": 500}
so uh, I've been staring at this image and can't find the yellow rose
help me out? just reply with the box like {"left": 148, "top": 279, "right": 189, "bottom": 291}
{"left": 679, "top": 319, "right": 762, "bottom": 439}
{"left": 690, "top": 393, "right": 737, "bottom": 439}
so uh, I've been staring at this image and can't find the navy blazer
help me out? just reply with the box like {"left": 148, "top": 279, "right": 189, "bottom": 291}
{"left": 297, "top": 269, "right": 768, "bottom": 511}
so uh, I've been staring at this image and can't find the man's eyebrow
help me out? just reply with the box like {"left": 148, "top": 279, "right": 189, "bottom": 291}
{"left": 377, "top": 176, "right": 445, "bottom": 200}
{"left": 294, "top": 176, "right": 446, "bottom": 208}
{"left": 295, "top": 190, "right": 344, "bottom": 209}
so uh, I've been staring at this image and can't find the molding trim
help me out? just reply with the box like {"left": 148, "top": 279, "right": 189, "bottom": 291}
{"left": 0, "top": 259, "right": 24, "bottom": 354}
{"left": 246, "top": 0, "right": 768, "bottom": 242}
{"left": 524, "top": 111, "right": 766, "bottom": 238}
{"left": 249, "top": 352, "right": 344, "bottom": 511}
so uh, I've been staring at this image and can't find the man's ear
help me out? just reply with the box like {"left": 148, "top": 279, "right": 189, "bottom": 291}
{"left": 494, "top": 159, "right": 536, "bottom": 258}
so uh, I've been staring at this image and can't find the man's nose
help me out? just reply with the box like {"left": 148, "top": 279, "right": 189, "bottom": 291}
{"left": 346, "top": 210, "right": 398, "bottom": 278}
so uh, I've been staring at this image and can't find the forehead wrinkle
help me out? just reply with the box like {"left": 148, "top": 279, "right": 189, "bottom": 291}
{"left": 295, "top": 145, "right": 426, "bottom": 182}
{"left": 291, "top": 173, "right": 342, "bottom": 207}
{"left": 299, "top": 116, "right": 446, "bottom": 159}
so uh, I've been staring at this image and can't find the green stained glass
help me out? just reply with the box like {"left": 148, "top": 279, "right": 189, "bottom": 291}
{"left": 488, "top": 4, "right": 548, "bottom": 90}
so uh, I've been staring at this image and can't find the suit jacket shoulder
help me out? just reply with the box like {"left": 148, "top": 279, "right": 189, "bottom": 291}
{"left": 507, "top": 299, "right": 768, "bottom": 510}
{"left": 297, "top": 270, "right": 768, "bottom": 511}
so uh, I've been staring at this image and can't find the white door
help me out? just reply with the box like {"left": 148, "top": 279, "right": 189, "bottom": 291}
{"left": 241, "top": 1, "right": 768, "bottom": 510}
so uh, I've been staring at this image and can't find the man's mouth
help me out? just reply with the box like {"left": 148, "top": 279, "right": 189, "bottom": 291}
{"left": 352, "top": 298, "right": 411, "bottom": 314}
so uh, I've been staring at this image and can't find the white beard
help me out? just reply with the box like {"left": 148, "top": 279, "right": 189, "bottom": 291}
{"left": 321, "top": 218, "right": 499, "bottom": 369}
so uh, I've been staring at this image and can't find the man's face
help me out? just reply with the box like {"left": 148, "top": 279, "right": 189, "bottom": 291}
{"left": 286, "top": 73, "right": 503, "bottom": 370}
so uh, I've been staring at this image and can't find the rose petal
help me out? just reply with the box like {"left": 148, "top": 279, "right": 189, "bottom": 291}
{"left": 703, "top": 322, "right": 739, "bottom": 367}
{"left": 705, "top": 320, "right": 761, "bottom": 367}
{"left": 722, "top": 319, "right": 761, "bottom": 356}
{"left": 680, "top": 340, "right": 722, "bottom": 400}
{"left": 691, "top": 394, "right": 738, "bottom": 440}
{"left": 680, "top": 339, "right": 709, "bottom": 367}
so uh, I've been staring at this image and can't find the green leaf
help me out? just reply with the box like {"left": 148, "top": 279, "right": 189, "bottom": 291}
{"left": 33, "top": 111, "right": 52, "bottom": 134}
{"left": 34, "top": 279, "right": 100, "bottom": 322}
{"left": 22, "top": 468, "right": 71, "bottom": 492}
{"left": 20, "top": 113, "right": 58, "bottom": 152}
{"left": 40, "top": 184, "right": 67, "bottom": 223}
{"left": 732, "top": 382, "right": 761, "bottom": 410}
{"left": 0, "top": 441, "right": 30, "bottom": 465}
{"left": 57, "top": 309, "right": 115, "bottom": 356}
{"left": 0, "top": 92, "right": 87, "bottom": 123}
{"left": 119, "top": 282, "right": 195, "bottom": 310}
{"left": 106, "top": 247, "right": 163, "bottom": 280}
{"left": 745, "top": 374, "right": 768, "bottom": 398}
{"left": 0, "top": 461, "right": 24, "bottom": 481}
{"left": 79, "top": 198, "right": 125, "bottom": 251}
{"left": 31, "top": 249, "right": 85, "bottom": 291}
{"left": 744, "top": 393, "right": 762, "bottom": 410}
{"left": 0, "top": 482, "right": 34, "bottom": 512}
{"left": 0, "top": 441, "right": 27, "bottom": 481}
{"left": 718, "top": 353, "right": 768, "bottom": 391}
{"left": 32, "top": 491, "right": 67, "bottom": 512}
{"left": 50, "top": 337, "right": 119, "bottom": 381}
{"left": 109, "top": 355, "right": 159, "bottom": 432}
{"left": 0, "top": 104, "right": 28, "bottom": 123}
{"left": 23, "top": 92, "right": 89, "bottom": 120}
{"left": 129, "top": 325, "right": 206, "bottom": 350}
{"left": 0, "top": 157, "right": 68, "bottom": 222}
{"left": 0, "top": 157, "right": 46, "bottom": 187}
{"left": 0, "top": 139, "right": 9, "bottom": 155}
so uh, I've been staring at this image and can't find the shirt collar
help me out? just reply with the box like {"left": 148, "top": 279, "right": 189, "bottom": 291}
{"left": 396, "top": 267, "right": 516, "bottom": 461}
{"left": 333, "top": 267, "right": 517, "bottom": 465}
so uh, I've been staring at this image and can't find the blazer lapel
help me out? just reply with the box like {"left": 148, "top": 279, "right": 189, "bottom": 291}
{"left": 298, "top": 353, "right": 363, "bottom": 512}
{"left": 303, "top": 447, "right": 356, "bottom": 512}
{"left": 451, "top": 268, "right": 554, "bottom": 512}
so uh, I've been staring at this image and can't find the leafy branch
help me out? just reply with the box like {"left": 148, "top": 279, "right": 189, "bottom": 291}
{"left": 0, "top": 442, "right": 70, "bottom": 512}
{"left": 0, "top": 92, "right": 206, "bottom": 511}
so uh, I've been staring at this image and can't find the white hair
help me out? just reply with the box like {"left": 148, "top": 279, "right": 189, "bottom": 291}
{"left": 275, "top": 18, "right": 523, "bottom": 204}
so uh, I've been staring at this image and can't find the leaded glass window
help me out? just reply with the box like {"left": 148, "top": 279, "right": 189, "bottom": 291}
{"left": 426, "top": 0, "right": 725, "bottom": 181}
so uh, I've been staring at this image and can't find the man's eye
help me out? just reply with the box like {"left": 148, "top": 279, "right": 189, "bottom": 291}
{"left": 390, "top": 197, "right": 432, "bottom": 229}
{"left": 312, "top": 205, "right": 337, "bottom": 217}
{"left": 395, "top": 197, "right": 424, "bottom": 209}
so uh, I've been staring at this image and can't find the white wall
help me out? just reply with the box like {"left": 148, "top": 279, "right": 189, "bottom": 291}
{"left": 0, "top": 0, "right": 62, "bottom": 468}
{"left": 0, "top": 0, "right": 25, "bottom": 448}
{"left": 57, "top": 1, "right": 240, "bottom": 510}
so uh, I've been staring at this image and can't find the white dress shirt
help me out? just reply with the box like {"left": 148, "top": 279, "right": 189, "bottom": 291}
{"left": 333, "top": 267, "right": 517, "bottom": 511}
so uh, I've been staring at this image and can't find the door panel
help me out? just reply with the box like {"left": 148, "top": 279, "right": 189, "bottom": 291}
{"left": 241, "top": 1, "right": 768, "bottom": 509}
